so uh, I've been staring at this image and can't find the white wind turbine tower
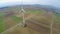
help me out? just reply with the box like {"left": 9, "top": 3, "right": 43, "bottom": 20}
{"left": 21, "top": 8, "right": 26, "bottom": 27}
{"left": 20, "top": 0, "right": 26, "bottom": 27}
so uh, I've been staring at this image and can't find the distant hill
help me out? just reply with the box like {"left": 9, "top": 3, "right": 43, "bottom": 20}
{"left": 0, "top": 4, "right": 60, "bottom": 14}
{"left": 22, "top": 4, "right": 60, "bottom": 13}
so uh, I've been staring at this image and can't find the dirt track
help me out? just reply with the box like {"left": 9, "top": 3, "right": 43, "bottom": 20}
{"left": 1, "top": 23, "right": 42, "bottom": 34}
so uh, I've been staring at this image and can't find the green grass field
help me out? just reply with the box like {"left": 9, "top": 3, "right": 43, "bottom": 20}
{"left": 53, "top": 13, "right": 60, "bottom": 23}
{"left": 26, "top": 9, "right": 44, "bottom": 14}
{"left": 0, "top": 13, "right": 23, "bottom": 33}
{"left": 10, "top": 15, "right": 22, "bottom": 23}
{"left": 0, "top": 13, "right": 5, "bottom": 33}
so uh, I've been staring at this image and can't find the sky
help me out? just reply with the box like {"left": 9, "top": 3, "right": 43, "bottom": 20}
{"left": 0, "top": 0, "right": 60, "bottom": 8}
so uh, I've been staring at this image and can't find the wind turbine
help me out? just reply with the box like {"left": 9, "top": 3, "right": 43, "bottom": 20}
{"left": 21, "top": 8, "right": 27, "bottom": 27}
{"left": 20, "top": 0, "right": 27, "bottom": 27}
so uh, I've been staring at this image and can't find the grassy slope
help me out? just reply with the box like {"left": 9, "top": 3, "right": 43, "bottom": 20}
{"left": 53, "top": 13, "right": 60, "bottom": 23}
{"left": 0, "top": 13, "right": 5, "bottom": 33}
{"left": 0, "top": 13, "right": 23, "bottom": 33}
{"left": 10, "top": 15, "right": 22, "bottom": 23}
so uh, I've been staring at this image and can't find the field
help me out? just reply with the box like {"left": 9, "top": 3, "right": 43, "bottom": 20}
{"left": 0, "top": 5, "right": 60, "bottom": 34}
{"left": 0, "top": 12, "right": 5, "bottom": 33}
{"left": 0, "top": 8, "right": 44, "bottom": 33}
{"left": 0, "top": 12, "right": 23, "bottom": 33}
